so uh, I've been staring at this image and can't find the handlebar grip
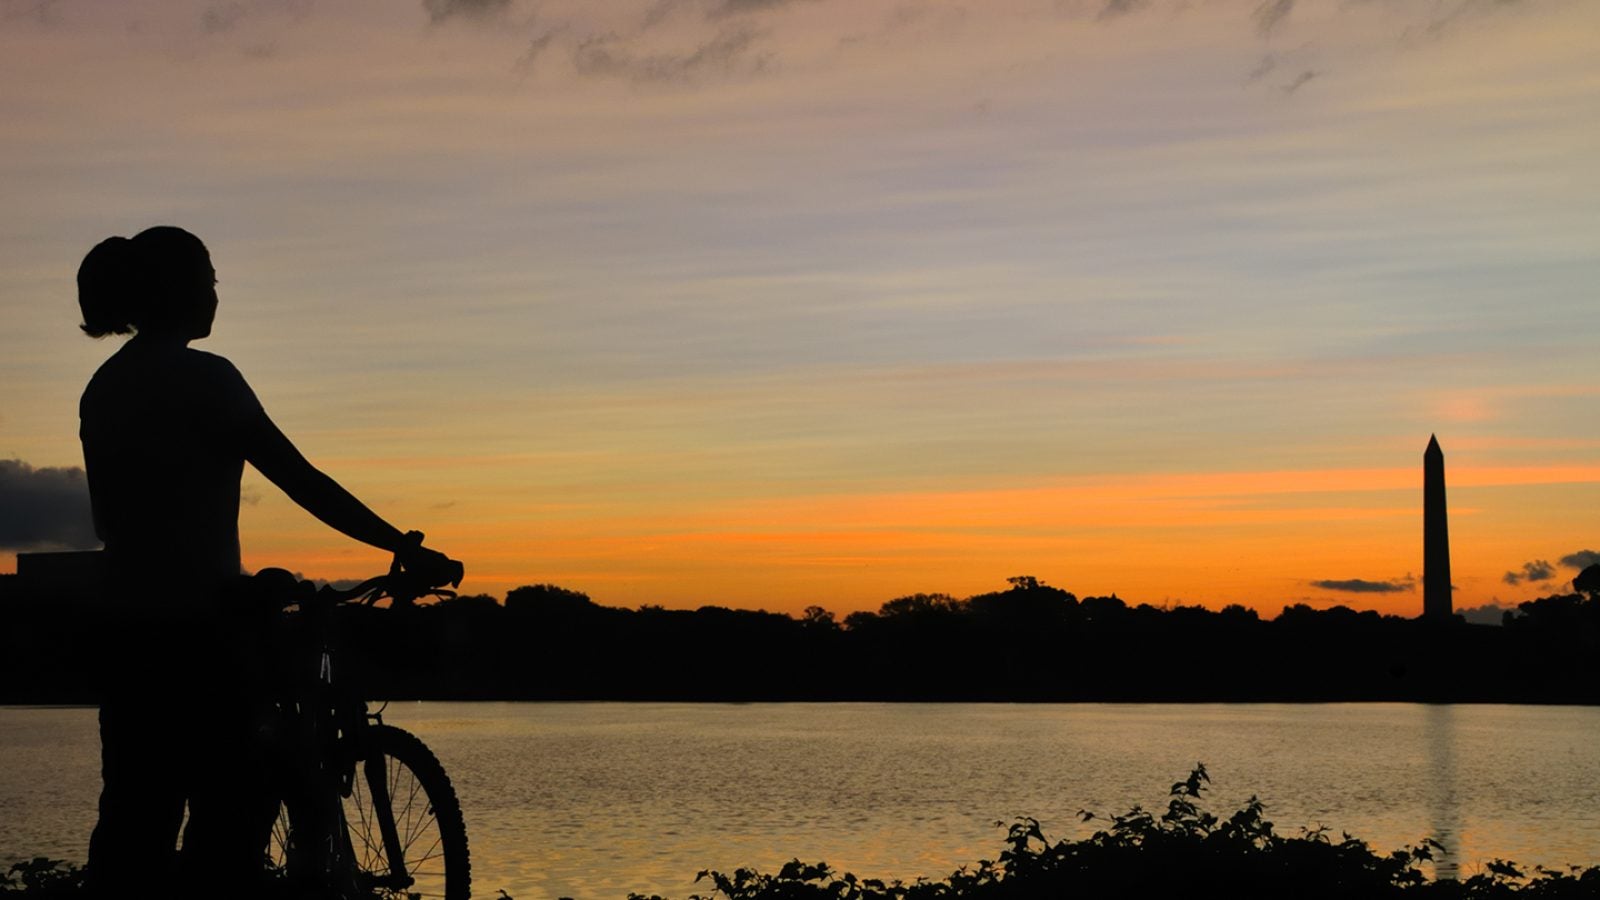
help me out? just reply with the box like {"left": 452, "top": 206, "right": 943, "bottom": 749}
{"left": 394, "top": 543, "right": 464, "bottom": 590}
{"left": 421, "top": 555, "right": 464, "bottom": 589}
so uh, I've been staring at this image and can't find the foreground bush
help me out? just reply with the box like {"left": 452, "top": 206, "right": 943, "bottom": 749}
{"left": 0, "top": 859, "right": 81, "bottom": 899}
{"left": 636, "top": 766, "right": 1600, "bottom": 900}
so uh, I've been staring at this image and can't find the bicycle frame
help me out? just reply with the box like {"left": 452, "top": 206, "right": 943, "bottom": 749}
{"left": 265, "top": 561, "right": 461, "bottom": 898}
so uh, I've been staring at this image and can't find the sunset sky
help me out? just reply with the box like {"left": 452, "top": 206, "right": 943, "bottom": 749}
{"left": 2, "top": 0, "right": 1596, "bottom": 617}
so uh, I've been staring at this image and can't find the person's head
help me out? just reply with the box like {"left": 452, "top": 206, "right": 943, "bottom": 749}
{"left": 78, "top": 226, "right": 218, "bottom": 340}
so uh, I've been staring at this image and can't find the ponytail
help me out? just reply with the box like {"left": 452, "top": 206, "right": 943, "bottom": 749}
{"left": 77, "top": 236, "right": 137, "bottom": 338}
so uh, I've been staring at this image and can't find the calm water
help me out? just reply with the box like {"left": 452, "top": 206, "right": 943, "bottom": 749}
{"left": 2, "top": 703, "right": 1598, "bottom": 899}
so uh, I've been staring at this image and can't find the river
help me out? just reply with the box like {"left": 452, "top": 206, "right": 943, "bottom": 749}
{"left": 3, "top": 702, "right": 1598, "bottom": 899}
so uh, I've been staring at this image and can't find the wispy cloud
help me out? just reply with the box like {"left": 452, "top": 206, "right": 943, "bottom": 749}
{"left": 2, "top": 0, "right": 62, "bottom": 25}
{"left": 0, "top": 459, "right": 97, "bottom": 552}
{"left": 1311, "top": 578, "right": 1413, "bottom": 594}
{"left": 1415, "top": 0, "right": 1531, "bottom": 40}
{"left": 199, "top": 0, "right": 312, "bottom": 35}
{"left": 642, "top": 0, "right": 684, "bottom": 29}
{"left": 516, "top": 27, "right": 560, "bottom": 70}
{"left": 1096, "top": 0, "right": 1149, "bottom": 21}
{"left": 201, "top": 2, "right": 248, "bottom": 33}
{"left": 1282, "top": 69, "right": 1317, "bottom": 94}
{"left": 423, "top": 0, "right": 513, "bottom": 24}
{"left": 1253, "top": 0, "right": 1294, "bottom": 36}
{"left": 709, "top": 0, "right": 812, "bottom": 19}
{"left": 572, "top": 26, "right": 766, "bottom": 83}
{"left": 1245, "top": 53, "right": 1276, "bottom": 83}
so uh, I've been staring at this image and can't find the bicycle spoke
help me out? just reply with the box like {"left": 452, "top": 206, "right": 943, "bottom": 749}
{"left": 396, "top": 778, "right": 428, "bottom": 845}
{"left": 350, "top": 774, "right": 376, "bottom": 868}
{"left": 328, "top": 727, "right": 464, "bottom": 899}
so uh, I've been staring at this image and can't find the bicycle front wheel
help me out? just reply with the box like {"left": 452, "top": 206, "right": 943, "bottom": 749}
{"left": 344, "top": 723, "right": 471, "bottom": 900}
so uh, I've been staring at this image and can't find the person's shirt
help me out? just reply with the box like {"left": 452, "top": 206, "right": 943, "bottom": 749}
{"left": 80, "top": 335, "right": 265, "bottom": 604}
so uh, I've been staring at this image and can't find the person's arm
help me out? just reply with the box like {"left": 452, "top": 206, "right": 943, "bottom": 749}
{"left": 243, "top": 413, "right": 410, "bottom": 553}
{"left": 213, "top": 354, "right": 454, "bottom": 580}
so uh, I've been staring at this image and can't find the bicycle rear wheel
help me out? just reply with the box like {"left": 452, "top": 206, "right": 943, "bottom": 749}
{"left": 344, "top": 724, "right": 471, "bottom": 900}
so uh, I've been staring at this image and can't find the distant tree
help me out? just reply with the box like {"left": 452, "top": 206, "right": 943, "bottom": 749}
{"left": 968, "top": 578, "right": 1078, "bottom": 623}
{"left": 1219, "top": 603, "right": 1259, "bottom": 623}
{"left": 442, "top": 592, "right": 500, "bottom": 610}
{"left": 505, "top": 583, "right": 594, "bottom": 616}
{"left": 799, "top": 605, "right": 838, "bottom": 631}
{"left": 878, "top": 592, "right": 963, "bottom": 619}
{"left": 1509, "top": 591, "right": 1590, "bottom": 632}
{"left": 1276, "top": 603, "right": 1317, "bottom": 625}
{"left": 1274, "top": 603, "right": 1378, "bottom": 628}
{"left": 1165, "top": 603, "right": 1217, "bottom": 625}
{"left": 1575, "top": 564, "right": 1600, "bottom": 600}
{"left": 841, "top": 610, "right": 878, "bottom": 631}
{"left": 1080, "top": 594, "right": 1127, "bottom": 623}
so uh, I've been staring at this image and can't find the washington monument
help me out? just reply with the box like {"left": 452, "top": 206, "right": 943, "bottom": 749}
{"left": 1424, "top": 434, "right": 1452, "bottom": 621}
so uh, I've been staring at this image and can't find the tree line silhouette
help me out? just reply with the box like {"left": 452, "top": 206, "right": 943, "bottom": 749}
{"left": 2, "top": 571, "right": 1597, "bottom": 704}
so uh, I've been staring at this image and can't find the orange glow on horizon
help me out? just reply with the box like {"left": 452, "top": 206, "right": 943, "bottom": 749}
{"left": 231, "top": 461, "right": 1600, "bottom": 620}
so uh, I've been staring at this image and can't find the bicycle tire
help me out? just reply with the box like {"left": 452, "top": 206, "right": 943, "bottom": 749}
{"left": 268, "top": 724, "right": 470, "bottom": 900}
{"left": 346, "top": 724, "right": 471, "bottom": 900}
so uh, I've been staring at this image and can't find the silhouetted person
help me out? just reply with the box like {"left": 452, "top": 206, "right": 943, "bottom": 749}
{"left": 76, "top": 226, "right": 455, "bottom": 897}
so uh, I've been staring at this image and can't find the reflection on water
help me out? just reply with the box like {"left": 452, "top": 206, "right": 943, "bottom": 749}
{"left": 2, "top": 703, "right": 1598, "bottom": 900}
{"left": 1426, "top": 704, "right": 1462, "bottom": 880}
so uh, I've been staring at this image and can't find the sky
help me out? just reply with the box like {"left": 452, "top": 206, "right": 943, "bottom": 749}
{"left": 1, "top": 0, "right": 1597, "bottom": 618}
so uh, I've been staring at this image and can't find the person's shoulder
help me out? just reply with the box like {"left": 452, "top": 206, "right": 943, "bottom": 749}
{"left": 184, "top": 346, "right": 247, "bottom": 380}
{"left": 187, "top": 348, "right": 263, "bottom": 411}
{"left": 181, "top": 346, "right": 238, "bottom": 372}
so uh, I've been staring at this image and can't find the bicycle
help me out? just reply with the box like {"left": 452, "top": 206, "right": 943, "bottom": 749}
{"left": 254, "top": 551, "right": 471, "bottom": 900}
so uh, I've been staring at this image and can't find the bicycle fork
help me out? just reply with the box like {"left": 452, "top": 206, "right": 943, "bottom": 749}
{"left": 360, "top": 751, "right": 415, "bottom": 894}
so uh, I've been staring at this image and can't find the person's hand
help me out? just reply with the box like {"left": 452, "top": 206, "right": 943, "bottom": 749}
{"left": 397, "top": 531, "right": 464, "bottom": 588}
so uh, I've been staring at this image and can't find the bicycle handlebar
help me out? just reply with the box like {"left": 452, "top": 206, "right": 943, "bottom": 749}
{"left": 253, "top": 545, "right": 464, "bottom": 611}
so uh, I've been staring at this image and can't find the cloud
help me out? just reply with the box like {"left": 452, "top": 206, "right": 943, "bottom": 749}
{"left": 1096, "top": 0, "right": 1149, "bottom": 20}
{"left": 516, "top": 28, "right": 559, "bottom": 71}
{"left": 1457, "top": 602, "right": 1512, "bottom": 626}
{"left": 1502, "top": 559, "right": 1556, "bottom": 585}
{"left": 1418, "top": 0, "right": 1529, "bottom": 39}
{"left": 201, "top": 3, "right": 247, "bottom": 33}
{"left": 3, "top": 0, "right": 62, "bottom": 25}
{"left": 710, "top": 0, "right": 811, "bottom": 17}
{"left": 1310, "top": 578, "right": 1412, "bottom": 594}
{"left": 423, "top": 0, "right": 512, "bottom": 24}
{"left": 199, "top": 0, "right": 312, "bottom": 35}
{"left": 1245, "top": 54, "right": 1276, "bottom": 83}
{"left": 642, "top": 0, "right": 685, "bottom": 29}
{"left": 1253, "top": 0, "right": 1294, "bottom": 36}
{"left": 635, "top": 0, "right": 811, "bottom": 27}
{"left": 1559, "top": 549, "right": 1600, "bottom": 570}
{"left": 573, "top": 26, "right": 766, "bottom": 84}
{"left": 0, "top": 459, "right": 98, "bottom": 551}
{"left": 1282, "top": 69, "right": 1317, "bottom": 94}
